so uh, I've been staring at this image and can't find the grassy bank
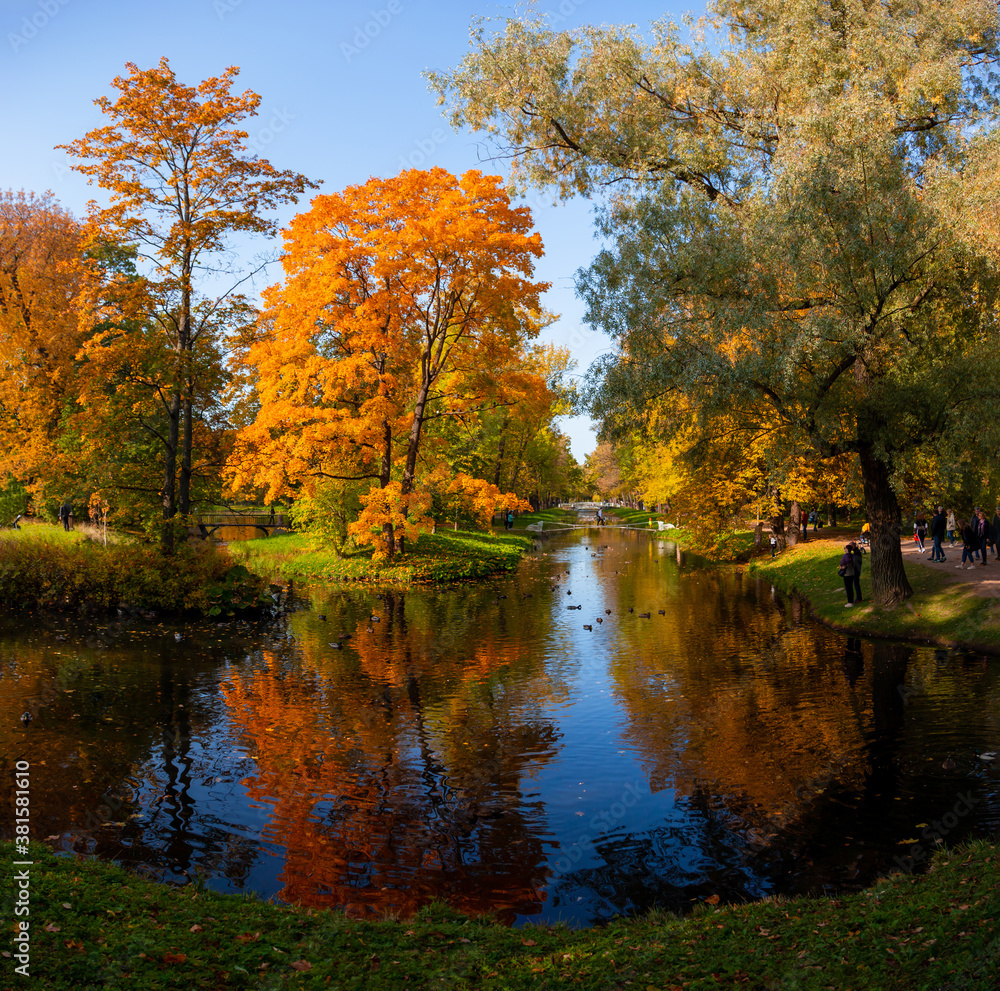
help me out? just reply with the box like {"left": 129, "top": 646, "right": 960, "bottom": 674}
{"left": 749, "top": 540, "right": 1000, "bottom": 651}
{"left": 228, "top": 528, "right": 534, "bottom": 585}
{"left": 504, "top": 507, "right": 579, "bottom": 529}
{"left": 0, "top": 524, "right": 269, "bottom": 617}
{"left": 4, "top": 838, "right": 997, "bottom": 989}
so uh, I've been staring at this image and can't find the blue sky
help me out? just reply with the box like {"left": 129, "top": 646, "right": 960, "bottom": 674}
{"left": 0, "top": 0, "right": 691, "bottom": 462}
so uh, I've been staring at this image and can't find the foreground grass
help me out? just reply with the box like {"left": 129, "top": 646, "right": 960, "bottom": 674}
{"left": 749, "top": 539, "right": 1000, "bottom": 651}
{"left": 4, "top": 839, "right": 997, "bottom": 989}
{"left": 229, "top": 528, "right": 534, "bottom": 585}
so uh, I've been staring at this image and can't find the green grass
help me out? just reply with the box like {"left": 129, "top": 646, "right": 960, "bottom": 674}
{"left": 504, "top": 507, "right": 579, "bottom": 529}
{"left": 749, "top": 539, "right": 1000, "bottom": 650}
{"left": 5, "top": 838, "right": 998, "bottom": 989}
{"left": 228, "top": 528, "right": 534, "bottom": 585}
{"left": 605, "top": 506, "right": 665, "bottom": 527}
{"left": 3, "top": 520, "right": 89, "bottom": 546}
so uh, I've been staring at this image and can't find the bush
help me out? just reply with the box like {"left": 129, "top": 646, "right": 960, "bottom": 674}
{"left": 0, "top": 533, "right": 272, "bottom": 616}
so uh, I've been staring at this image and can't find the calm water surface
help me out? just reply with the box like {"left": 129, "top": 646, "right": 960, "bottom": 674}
{"left": 2, "top": 528, "right": 998, "bottom": 925}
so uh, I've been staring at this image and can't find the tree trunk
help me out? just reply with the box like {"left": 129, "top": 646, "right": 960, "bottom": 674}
{"left": 768, "top": 485, "right": 786, "bottom": 549}
{"left": 827, "top": 502, "right": 837, "bottom": 527}
{"left": 493, "top": 418, "right": 508, "bottom": 487}
{"left": 788, "top": 500, "right": 802, "bottom": 545}
{"left": 380, "top": 417, "right": 395, "bottom": 559}
{"left": 859, "top": 446, "right": 912, "bottom": 605}
{"left": 161, "top": 390, "right": 180, "bottom": 553}
{"left": 179, "top": 382, "right": 193, "bottom": 518}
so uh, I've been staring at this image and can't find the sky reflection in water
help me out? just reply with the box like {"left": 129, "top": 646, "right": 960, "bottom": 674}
{"left": 1, "top": 528, "right": 998, "bottom": 926}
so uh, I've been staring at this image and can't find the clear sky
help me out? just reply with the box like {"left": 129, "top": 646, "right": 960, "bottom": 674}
{"left": 0, "top": 0, "right": 691, "bottom": 463}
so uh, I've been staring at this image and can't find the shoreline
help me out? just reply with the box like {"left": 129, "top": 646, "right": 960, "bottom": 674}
{"left": 747, "top": 535, "right": 1000, "bottom": 655}
{"left": 5, "top": 838, "right": 997, "bottom": 988}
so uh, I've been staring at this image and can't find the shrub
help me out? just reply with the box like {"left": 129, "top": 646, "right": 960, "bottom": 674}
{"left": 0, "top": 533, "right": 271, "bottom": 616}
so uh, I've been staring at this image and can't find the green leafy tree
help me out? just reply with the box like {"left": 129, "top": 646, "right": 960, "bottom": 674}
{"left": 432, "top": 2, "right": 1000, "bottom": 603}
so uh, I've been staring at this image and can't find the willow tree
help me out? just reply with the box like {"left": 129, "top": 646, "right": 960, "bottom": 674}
{"left": 59, "top": 58, "right": 316, "bottom": 547}
{"left": 431, "top": 1, "right": 1000, "bottom": 604}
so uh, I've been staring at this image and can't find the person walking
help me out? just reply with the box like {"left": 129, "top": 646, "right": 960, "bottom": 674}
{"left": 505, "top": 509, "right": 514, "bottom": 530}
{"left": 838, "top": 543, "right": 856, "bottom": 607}
{"left": 976, "top": 509, "right": 990, "bottom": 566}
{"left": 58, "top": 501, "right": 71, "bottom": 531}
{"left": 914, "top": 513, "right": 928, "bottom": 553}
{"left": 929, "top": 506, "right": 947, "bottom": 562}
{"left": 957, "top": 518, "right": 977, "bottom": 569}
{"left": 947, "top": 508, "right": 957, "bottom": 546}
{"left": 993, "top": 507, "right": 1000, "bottom": 560}
{"left": 769, "top": 532, "right": 777, "bottom": 558}
{"left": 849, "top": 541, "right": 864, "bottom": 603}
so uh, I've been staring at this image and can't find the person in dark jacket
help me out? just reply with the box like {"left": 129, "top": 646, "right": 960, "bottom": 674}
{"left": 850, "top": 542, "right": 864, "bottom": 602}
{"left": 976, "top": 509, "right": 991, "bottom": 566}
{"left": 956, "top": 519, "right": 977, "bottom": 570}
{"left": 992, "top": 508, "right": 1000, "bottom": 559}
{"left": 838, "top": 544, "right": 856, "bottom": 606}
{"left": 58, "top": 501, "right": 71, "bottom": 531}
{"left": 929, "top": 506, "right": 947, "bottom": 562}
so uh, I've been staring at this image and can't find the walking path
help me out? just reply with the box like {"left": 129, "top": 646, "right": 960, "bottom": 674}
{"left": 900, "top": 535, "right": 1000, "bottom": 598}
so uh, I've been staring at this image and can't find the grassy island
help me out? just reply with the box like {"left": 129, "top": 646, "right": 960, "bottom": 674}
{"left": 5, "top": 838, "right": 998, "bottom": 989}
{"left": 228, "top": 527, "right": 534, "bottom": 585}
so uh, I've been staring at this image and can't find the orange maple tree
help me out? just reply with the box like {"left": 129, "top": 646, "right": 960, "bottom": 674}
{"left": 229, "top": 167, "right": 547, "bottom": 556}
{"left": 59, "top": 58, "right": 316, "bottom": 547}
{"left": 0, "top": 190, "right": 87, "bottom": 496}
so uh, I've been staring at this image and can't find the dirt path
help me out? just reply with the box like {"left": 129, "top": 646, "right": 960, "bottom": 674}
{"left": 789, "top": 525, "right": 1000, "bottom": 598}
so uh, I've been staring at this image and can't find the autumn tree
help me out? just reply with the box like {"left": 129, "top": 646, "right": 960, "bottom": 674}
{"left": 0, "top": 190, "right": 87, "bottom": 503}
{"left": 431, "top": 2, "right": 1000, "bottom": 604}
{"left": 229, "top": 168, "right": 549, "bottom": 557}
{"left": 59, "top": 58, "right": 316, "bottom": 547}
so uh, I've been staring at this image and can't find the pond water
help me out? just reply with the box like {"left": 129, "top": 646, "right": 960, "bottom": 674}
{"left": 2, "top": 527, "right": 998, "bottom": 926}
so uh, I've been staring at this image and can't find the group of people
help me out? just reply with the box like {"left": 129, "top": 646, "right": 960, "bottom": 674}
{"left": 913, "top": 505, "right": 999, "bottom": 568}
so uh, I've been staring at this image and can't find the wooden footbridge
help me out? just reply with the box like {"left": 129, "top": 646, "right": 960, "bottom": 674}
{"left": 193, "top": 512, "right": 290, "bottom": 539}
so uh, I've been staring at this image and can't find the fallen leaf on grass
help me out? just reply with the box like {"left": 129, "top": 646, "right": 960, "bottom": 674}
{"left": 521, "top": 939, "right": 537, "bottom": 946}
{"left": 43, "top": 922, "right": 60, "bottom": 932}
{"left": 290, "top": 960, "right": 312, "bottom": 972}
{"left": 163, "top": 952, "right": 187, "bottom": 964}
{"left": 189, "top": 924, "right": 204, "bottom": 932}
{"left": 705, "top": 894, "right": 720, "bottom": 905}
{"left": 235, "top": 932, "right": 261, "bottom": 943}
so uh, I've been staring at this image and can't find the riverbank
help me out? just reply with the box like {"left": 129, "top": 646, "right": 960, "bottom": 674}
{"left": 5, "top": 838, "right": 997, "bottom": 989}
{"left": 748, "top": 537, "right": 1000, "bottom": 652}
{"left": 0, "top": 523, "right": 269, "bottom": 617}
{"left": 228, "top": 527, "right": 534, "bottom": 585}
